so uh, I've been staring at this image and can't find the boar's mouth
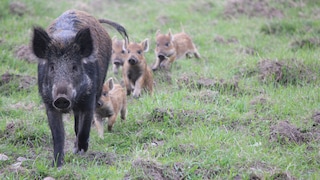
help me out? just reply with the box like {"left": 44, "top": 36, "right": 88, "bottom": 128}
{"left": 96, "top": 107, "right": 114, "bottom": 117}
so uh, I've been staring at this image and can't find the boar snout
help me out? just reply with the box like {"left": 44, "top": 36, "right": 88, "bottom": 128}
{"left": 53, "top": 94, "right": 71, "bottom": 111}
{"left": 128, "top": 57, "right": 138, "bottom": 65}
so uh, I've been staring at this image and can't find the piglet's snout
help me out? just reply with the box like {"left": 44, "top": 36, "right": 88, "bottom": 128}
{"left": 128, "top": 57, "right": 138, "bottom": 65}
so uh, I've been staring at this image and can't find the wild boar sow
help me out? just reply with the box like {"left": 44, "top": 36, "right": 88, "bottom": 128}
{"left": 32, "top": 9, "right": 128, "bottom": 167}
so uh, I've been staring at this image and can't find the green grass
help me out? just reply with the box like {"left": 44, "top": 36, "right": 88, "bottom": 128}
{"left": 1, "top": 0, "right": 320, "bottom": 179}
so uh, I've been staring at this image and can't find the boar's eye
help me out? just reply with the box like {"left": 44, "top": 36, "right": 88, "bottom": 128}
{"left": 112, "top": 49, "right": 115, "bottom": 54}
{"left": 72, "top": 65, "right": 78, "bottom": 72}
{"left": 49, "top": 64, "right": 55, "bottom": 73}
{"left": 121, "top": 50, "right": 126, "bottom": 54}
{"left": 165, "top": 42, "right": 169, "bottom": 47}
{"left": 127, "top": 50, "right": 130, "bottom": 54}
{"left": 137, "top": 50, "right": 142, "bottom": 54}
{"left": 103, "top": 92, "right": 108, "bottom": 96}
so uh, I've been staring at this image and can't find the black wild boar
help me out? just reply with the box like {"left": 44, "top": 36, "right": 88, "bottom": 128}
{"left": 32, "top": 9, "right": 128, "bottom": 167}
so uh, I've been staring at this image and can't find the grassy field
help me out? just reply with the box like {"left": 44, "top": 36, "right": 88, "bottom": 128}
{"left": 1, "top": 0, "right": 320, "bottom": 179}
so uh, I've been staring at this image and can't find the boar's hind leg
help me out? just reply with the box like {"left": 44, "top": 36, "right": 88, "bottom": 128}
{"left": 73, "top": 110, "right": 93, "bottom": 154}
{"left": 46, "top": 107, "right": 65, "bottom": 167}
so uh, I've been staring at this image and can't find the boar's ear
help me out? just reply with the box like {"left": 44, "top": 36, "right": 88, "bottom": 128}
{"left": 32, "top": 27, "right": 51, "bottom": 59}
{"left": 156, "top": 29, "right": 161, "bottom": 37}
{"left": 107, "top": 77, "right": 114, "bottom": 90}
{"left": 168, "top": 29, "right": 174, "bottom": 42}
{"left": 75, "top": 28, "right": 93, "bottom": 58}
{"left": 141, "top": 39, "right": 149, "bottom": 52}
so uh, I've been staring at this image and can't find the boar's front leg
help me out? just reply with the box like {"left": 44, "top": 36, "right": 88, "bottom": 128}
{"left": 73, "top": 109, "right": 93, "bottom": 154}
{"left": 46, "top": 106, "right": 65, "bottom": 167}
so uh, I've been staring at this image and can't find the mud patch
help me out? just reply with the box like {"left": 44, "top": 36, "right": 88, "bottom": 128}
{"left": 223, "top": 0, "right": 284, "bottom": 19}
{"left": 14, "top": 45, "right": 38, "bottom": 63}
{"left": 270, "top": 121, "right": 306, "bottom": 144}
{"left": 257, "top": 59, "right": 316, "bottom": 85}
{"left": 0, "top": 72, "right": 36, "bottom": 95}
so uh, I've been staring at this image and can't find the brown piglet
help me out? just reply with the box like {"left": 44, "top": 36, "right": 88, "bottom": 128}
{"left": 111, "top": 37, "right": 127, "bottom": 75}
{"left": 152, "top": 29, "right": 201, "bottom": 71}
{"left": 94, "top": 78, "right": 127, "bottom": 138}
{"left": 123, "top": 39, "right": 154, "bottom": 98}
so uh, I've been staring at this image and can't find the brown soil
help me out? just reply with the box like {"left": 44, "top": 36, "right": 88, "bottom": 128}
{"left": 82, "top": 151, "right": 117, "bottom": 166}
{"left": 0, "top": 72, "right": 36, "bottom": 94}
{"left": 149, "top": 107, "right": 209, "bottom": 124}
{"left": 14, "top": 45, "right": 38, "bottom": 63}
{"left": 177, "top": 74, "right": 238, "bottom": 92}
{"left": 223, "top": 0, "right": 284, "bottom": 19}
{"left": 125, "top": 158, "right": 181, "bottom": 180}
{"left": 270, "top": 121, "right": 306, "bottom": 144}
{"left": 214, "top": 35, "right": 239, "bottom": 44}
{"left": 257, "top": 59, "right": 316, "bottom": 85}
{"left": 9, "top": 2, "right": 28, "bottom": 16}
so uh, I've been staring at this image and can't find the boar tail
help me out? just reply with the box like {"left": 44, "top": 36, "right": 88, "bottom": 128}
{"left": 99, "top": 19, "right": 129, "bottom": 43}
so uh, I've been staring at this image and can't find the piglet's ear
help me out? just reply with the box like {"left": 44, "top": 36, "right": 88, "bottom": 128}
{"left": 75, "top": 28, "right": 93, "bottom": 58}
{"left": 168, "top": 29, "right": 174, "bottom": 42}
{"left": 32, "top": 27, "right": 51, "bottom": 59}
{"left": 156, "top": 29, "right": 161, "bottom": 37}
{"left": 107, "top": 77, "right": 114, "bottom": 90}
{"left": 141, "top": 38, "right": 149, "bottom": 52}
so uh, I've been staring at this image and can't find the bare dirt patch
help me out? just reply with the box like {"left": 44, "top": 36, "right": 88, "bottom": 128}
{"left": 9, "top": 1, "right": 28, "bottom": 16}
{"left": 125, "top": 159, "right": 220, "bottom": 180}
{"left": 214, "top": 35, "right": 239, "bottom": 45}
{"left": 270, "top": 121, "right": 306, "bottom": 144}
{"left": 237, "top": 47, "right": 257, "bottom": 55}
{"left": 223, "top": 0, "right": 284, "bottom": 19}
{"left": 14, "top": 45, "right": 38, "bottom": 63}
{"left": 257, "top": 59, "right": 317, "bottom": 85}
{"left": 149, "top": 107, "right": 210, "bottom": 124}
{"left": 82, "top": 151, "right": 117, "bottom": 166}
{"left": 125, "top": 158, "right": 181, "bottom": 180}
{"left": 177, "top": 74, "right": 238, "bottom": 93}
{"left": 0, "top": 72, "right": 36, "bottom": 95}
{"left": 1, "top": 121, "right": 49, "bottom": 148}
